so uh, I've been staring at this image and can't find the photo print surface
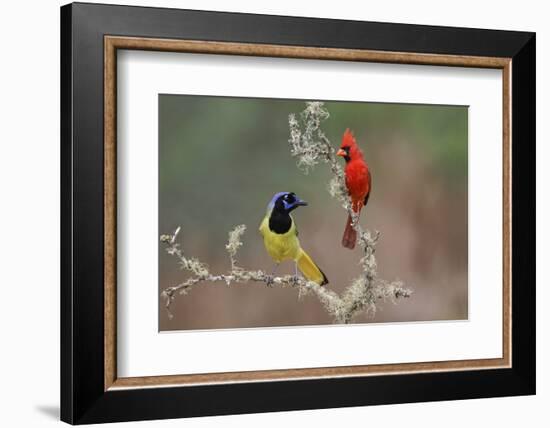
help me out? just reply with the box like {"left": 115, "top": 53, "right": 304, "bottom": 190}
{"left": 158, "top": 95, "right": 468, "bottom": 331}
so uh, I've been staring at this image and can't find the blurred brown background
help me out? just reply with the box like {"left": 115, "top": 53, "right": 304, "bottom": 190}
{"left": 158, "top": 95, "right": 468, "bottom": 331}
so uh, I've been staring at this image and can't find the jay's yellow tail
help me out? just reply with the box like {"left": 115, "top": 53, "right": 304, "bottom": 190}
{"left": 297, "top": 248, "right": 328, "bottom": 286}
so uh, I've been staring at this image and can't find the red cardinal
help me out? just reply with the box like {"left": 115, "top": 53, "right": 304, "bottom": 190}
{"left": 336, "top": 129, "right": 372, "bottom": 249}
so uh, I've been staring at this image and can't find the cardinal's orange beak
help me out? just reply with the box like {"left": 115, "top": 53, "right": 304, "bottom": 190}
{"left": 336, "top": 149, "right": 347, "bottom": 157}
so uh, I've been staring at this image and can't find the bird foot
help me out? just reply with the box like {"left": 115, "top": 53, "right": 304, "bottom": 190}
{"left": 291, "top": 275, "right": 301, "bottom": 285}
{"left": 265, "top": 275, "right": 275, "bottom": 287}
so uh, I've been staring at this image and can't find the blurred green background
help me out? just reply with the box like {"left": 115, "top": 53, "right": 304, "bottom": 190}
{"left": 159, "top": 95, "right": 468, "bottom": 331}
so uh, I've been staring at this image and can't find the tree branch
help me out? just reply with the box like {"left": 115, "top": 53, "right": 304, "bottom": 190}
{"left": 160, "top": 101, "right": 412, "bottom": 324}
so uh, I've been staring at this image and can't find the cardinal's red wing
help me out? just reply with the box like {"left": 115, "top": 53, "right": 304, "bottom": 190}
{"left": 363, "top": 169, "right": 372, "bottom": 207}
{"left": 345, "top": 162, "right": 371, "bottom": 211}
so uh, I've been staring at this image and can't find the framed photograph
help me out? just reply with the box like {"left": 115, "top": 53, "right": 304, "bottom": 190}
{"left": 61, "top": 2, "right": 535, "bottom": 424}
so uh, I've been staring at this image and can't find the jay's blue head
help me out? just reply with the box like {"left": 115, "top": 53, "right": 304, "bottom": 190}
{"left": 267, "top": 192, "right": 308, "bottom": 213}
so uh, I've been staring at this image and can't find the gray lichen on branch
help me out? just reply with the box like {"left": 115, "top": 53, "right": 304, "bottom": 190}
{"left": 160, "top": 101, "right": 412, "bottom": 324}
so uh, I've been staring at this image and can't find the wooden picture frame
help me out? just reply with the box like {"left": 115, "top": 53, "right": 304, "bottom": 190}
{"left": 61, "top": 2, "right": 535, "bottom": 424}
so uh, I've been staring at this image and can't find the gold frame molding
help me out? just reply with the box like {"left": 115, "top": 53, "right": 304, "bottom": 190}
{"left": 104, "top": 35, "right": 512, "bottom": 391}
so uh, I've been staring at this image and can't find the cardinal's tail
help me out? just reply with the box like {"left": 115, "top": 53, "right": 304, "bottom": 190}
{"left": 297, "top": 249, "right": 328, "bottom": 286}
{"left": 342, "top": 213, "right": 357, "bottom": 249}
